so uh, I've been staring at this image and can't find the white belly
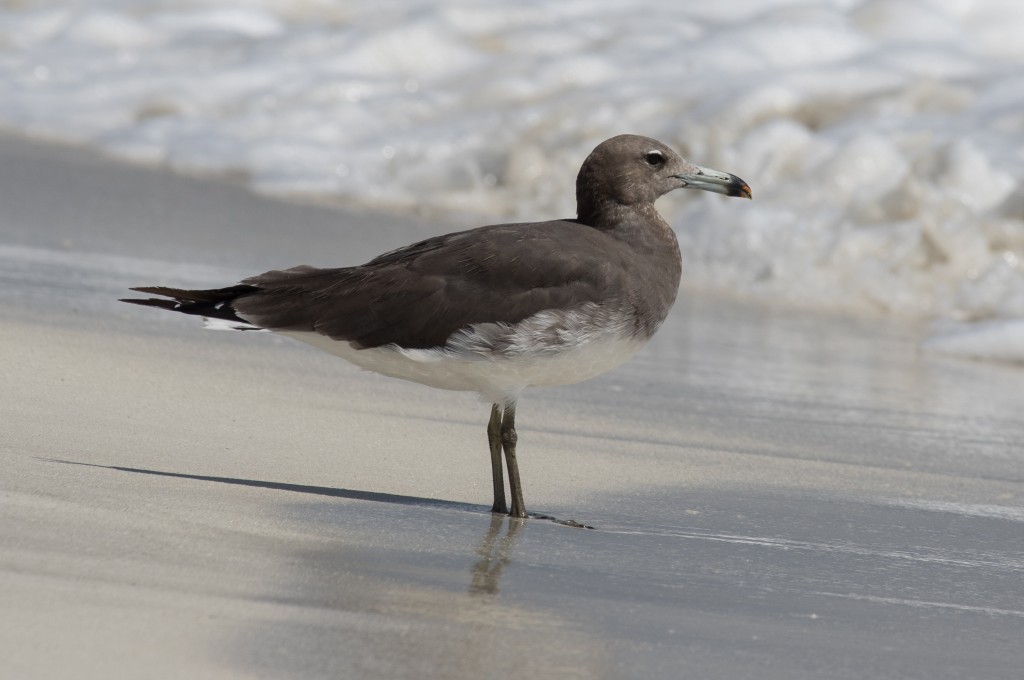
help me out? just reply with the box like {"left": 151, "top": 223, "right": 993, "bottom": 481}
{"left": 281, "top": 328, "right": 647, "bottom": 405}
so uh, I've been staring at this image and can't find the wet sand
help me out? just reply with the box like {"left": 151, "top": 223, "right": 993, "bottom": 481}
{"left": 1, "top": 135, "right": 1022, "bottom": 679}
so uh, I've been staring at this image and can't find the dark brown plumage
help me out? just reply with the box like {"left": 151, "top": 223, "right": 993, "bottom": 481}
{"left": 122, "top": 134, "right": 751, "bottom": 518}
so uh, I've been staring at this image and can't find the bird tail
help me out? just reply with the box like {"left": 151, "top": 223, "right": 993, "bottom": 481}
{"left": 120, "top": 285, "right": 263, "bottom": 330}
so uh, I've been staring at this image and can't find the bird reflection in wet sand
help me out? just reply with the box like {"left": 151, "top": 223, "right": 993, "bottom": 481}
{"left": 469, "top": 515, "right": 523, "bottom": 596}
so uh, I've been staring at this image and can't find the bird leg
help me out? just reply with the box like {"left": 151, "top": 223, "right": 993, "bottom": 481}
{"left": 501, "top": 402, "right": 526, "bottom": 518}
{"left": 487, "top": 404, "right": 507, "bottom": 514}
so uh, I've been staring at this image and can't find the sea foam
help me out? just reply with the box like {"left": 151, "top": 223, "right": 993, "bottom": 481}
{"left": 0, "top": 1, "right": 1022, "bottom": 362}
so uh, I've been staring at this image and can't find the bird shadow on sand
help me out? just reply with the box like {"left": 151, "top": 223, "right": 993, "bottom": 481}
{"left": 36, "top": 457, "right": 590, "bottom": 528}
{"left": 38, "top": 458, "right": 543, "bottom": 600}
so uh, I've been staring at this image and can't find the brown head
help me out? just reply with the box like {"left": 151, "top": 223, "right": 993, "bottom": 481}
{"left": 576, "top": 134, "right": 751, "bottom": 227}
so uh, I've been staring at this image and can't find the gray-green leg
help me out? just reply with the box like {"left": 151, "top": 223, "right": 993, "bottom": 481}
{"left": 501, "top": 402, "right": 526, "bottom": 518}
{"left": 487, "top": 404, "right": 507, "bottom": 514}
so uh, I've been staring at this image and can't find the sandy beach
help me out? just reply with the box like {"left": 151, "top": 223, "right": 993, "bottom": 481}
{"left": 2, "top": 134, "right": 1023, "bottom": 679}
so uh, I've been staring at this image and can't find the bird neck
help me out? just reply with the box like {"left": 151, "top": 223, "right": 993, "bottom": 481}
{"left": 575, "top": 198, "right": 683, "bottom": 340}
{"left": 578, "top": 199, "right": 678, "bottom": 249}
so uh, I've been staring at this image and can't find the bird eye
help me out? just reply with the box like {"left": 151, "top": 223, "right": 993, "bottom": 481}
{"left": 643, "top": 151, "right": 665, "bottom": 166}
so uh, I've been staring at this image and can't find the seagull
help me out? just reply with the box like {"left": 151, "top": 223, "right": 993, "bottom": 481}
{"left": 122, "top": 134, "right": 751, "bottom": 518}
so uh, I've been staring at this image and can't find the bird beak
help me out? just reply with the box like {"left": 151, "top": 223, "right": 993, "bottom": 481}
{"left": 674, "top": 165, "right": 752, "bottom": 199}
